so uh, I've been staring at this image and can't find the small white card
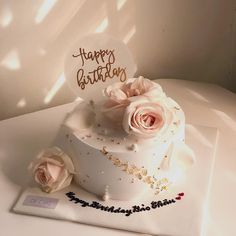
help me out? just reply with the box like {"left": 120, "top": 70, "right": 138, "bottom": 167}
{"left": 23, "top": 195, "right": 58, "bottom": 209}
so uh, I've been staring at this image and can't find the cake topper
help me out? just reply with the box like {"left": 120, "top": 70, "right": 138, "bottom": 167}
{"left": 64, "top": 33, "right": 137, "bottom": 101}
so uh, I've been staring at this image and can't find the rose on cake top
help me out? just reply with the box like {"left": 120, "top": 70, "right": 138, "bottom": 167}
{"left": 103, "top": 76, "right": 165, "bottom": 103}
{"left": 123, "top": 99, "right": 166, "bottom": 138}
{"left": 103, "top": 76, "right": 175, "bottom": 139}
{"left": 103, "top": 76, "right": 166, "bottom": 122}
{"left": 63, "top": 76, "right": 180, "bottom": 141}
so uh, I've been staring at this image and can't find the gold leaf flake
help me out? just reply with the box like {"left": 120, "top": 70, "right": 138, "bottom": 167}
{"left": 101, "top": 146, "right": 108, "bottom": 155}
{"left": 135, "top": 173, "right": 142, "bottom": 180}
{"left": 114, "top": 158, "right": 121, "bottom": 166}
{"left": 141, "top": 169, "right": 147, "bottom": 176}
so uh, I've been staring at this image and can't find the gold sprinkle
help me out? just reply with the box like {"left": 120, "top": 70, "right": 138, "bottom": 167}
{"left": 173, "top": 120, "right": 180, "bottom": 126}
{"left": 141, "top": 169, "right": 148, "bottom": 176}
{"left": 101, "top": 146, "right": 108, "bottom": 155}
{"left": 121, "top": 163, "right": 129, "bottom": 171}
{"left": 99, "top": 147, "right": 170, "bottom": 193}
{"left": 128, "top": 168, "right": 134, "bottom": 174}
{"left": 131, "top": 165, "right": 139, "bottom": 173}
{"left": 161, "top": 186, "right": 168, "bottom": 191}
{"left": 162, "top": 178, "right": 168, "bottom": 183}
{"left": 144, "top": 176, "right": 153, "bottom": 184}
{"left": 114, "top": 158, "right": 121, "bottom": 166}
{"left": 135, "top": 173, "right": 142, "bottom": 180}
{"left": 89, "top": 100, "right": 95, "bottom": 107}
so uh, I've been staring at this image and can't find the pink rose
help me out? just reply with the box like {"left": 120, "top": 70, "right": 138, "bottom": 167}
{"left": 122, "top": 76, "right": 165, "bottom": 99}
{"left": 29, "top": 147, "right": 75, "bottom": 193}
{"left": 103, "top": 76, "right": 165, "bottom": 122}
{"left": 123, "top": 100, "right": 167, "bottom": 138}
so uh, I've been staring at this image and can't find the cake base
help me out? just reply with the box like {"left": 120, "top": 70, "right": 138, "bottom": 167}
{"left": 13, "top": 124, "right": 218, "bottom": 236}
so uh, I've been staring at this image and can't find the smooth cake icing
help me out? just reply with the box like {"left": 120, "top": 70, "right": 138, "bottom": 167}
{"left": 63, "top": 76, "right": 191, "bottom": 201}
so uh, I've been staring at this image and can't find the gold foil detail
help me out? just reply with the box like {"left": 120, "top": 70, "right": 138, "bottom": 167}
{"left": 100, "top": 146, "right": 169, "bottom": 194}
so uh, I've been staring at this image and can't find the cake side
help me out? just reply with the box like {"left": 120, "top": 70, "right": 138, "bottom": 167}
{"left": 63, "top": 78, "right": 186, "bottom": 200}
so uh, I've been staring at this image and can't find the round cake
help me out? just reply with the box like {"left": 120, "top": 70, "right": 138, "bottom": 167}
{"left": 63, "top": 76, "right": 192, "bottom": 201}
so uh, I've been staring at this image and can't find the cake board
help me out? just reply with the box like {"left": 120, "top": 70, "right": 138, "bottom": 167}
{"left": 13, "top": 124, "right": 218, "bottom": 236}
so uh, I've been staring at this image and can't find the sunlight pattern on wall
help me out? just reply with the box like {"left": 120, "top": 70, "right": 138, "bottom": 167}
{"left": 123, "top": 25, "right": 136, "bottom": 44}
{"left": 17, "top": 98, "right": 26, "bottom": 108}
{"left": 44, "top": 73, "right": 65, "bottom": 104}
{"left": 0, "top": 6, "right": 13, "bottom": 27}
{"left": 95, "top": 17, "right": 108, "bottom": 33}
{"left": 38, "top": 48, "right": 47, "bottom": 56}
{"left": 1, "top": 50, "right": 21, "bottom": 70}
{"left": 117, "top": 0, "right": 127, "bottom": 11}
{"left": 35, "top": 0, "right": 58, "bottom": 24}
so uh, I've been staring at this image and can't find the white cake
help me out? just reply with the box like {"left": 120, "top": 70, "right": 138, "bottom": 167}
{"left": 63, "top": 76, "right": 193, "bottom": 201}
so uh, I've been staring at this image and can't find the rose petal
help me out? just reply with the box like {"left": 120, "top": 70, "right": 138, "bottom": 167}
{"left": 46, "top": 162, "right": 62, "bottom": 181}
{"left": 103, "top": 76, "right": 166, "bottom": 122}
{"left": 123, "top": 100, "right": 167, "bottom": 138}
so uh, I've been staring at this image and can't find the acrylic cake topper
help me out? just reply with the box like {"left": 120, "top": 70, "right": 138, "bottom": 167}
{"left": 64, "top": 34, "right": 137, "bottom": 101}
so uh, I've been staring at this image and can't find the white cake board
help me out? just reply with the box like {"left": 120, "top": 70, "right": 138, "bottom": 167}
{"left": 13, "top": 125, "right": 218, "bottom": 236}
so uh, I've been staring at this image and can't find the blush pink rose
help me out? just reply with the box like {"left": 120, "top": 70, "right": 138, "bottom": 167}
{"left": 103, "top": 76, "right": 165, "bottom": 122}
{"left": 29, "top": 147, "right": 75, "bottom": 193}
{"left": 123, "top": 100, "right": 166, "bottom": 138}
{"left": 122, "top": 76, "right": 165, "bottom": 99}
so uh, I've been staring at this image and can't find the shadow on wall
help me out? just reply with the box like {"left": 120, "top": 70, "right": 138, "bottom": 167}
{"left": 0, "top": 0, "right": 235, "bottom": 121}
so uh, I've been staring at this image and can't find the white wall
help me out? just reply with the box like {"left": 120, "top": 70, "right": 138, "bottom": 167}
{"left": 0, "top": 0, "right": 235, "bottom": 120}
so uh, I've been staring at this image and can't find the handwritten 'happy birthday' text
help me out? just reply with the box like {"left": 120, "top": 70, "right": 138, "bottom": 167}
{"left": 72, "top": 48, "right": 127, "bottom": 90}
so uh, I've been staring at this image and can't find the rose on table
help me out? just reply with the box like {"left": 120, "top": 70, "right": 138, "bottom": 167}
{"left": 29, "top": 147, "right": 75, "bottom": 193}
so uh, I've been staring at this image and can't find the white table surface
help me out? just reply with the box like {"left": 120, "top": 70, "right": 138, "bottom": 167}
{"left": 0, "top": 79, "right": 235, "bottom": 236}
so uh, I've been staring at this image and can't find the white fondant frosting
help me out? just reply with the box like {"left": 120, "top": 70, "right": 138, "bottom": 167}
{"left": 63, "top": 78, "right": 194, "bottom": 200}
